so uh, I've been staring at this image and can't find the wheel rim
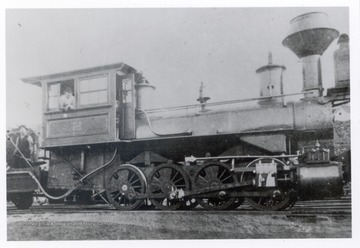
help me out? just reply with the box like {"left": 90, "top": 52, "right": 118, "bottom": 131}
{"left": 148, "top": 164, "right": 190, "bottom": 210}
{"left": 240, "top": 158, "right": 293, "bottom": 211}
{"left": 106, "top": 165, "right": 146, "bottom": 210}
{"left": 194, "top": 162, "right": 236, "bottom": 210}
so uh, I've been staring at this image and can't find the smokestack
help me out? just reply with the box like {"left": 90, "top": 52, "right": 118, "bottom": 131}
{"left": 282, "top": 12, "right": 339, "bottom": 98}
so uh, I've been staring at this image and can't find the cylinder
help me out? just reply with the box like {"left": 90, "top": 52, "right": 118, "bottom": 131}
{"left": 334, "top": 34, "right": 350, "bottom": 88}
{"left": 297, "top": 162, "right": 343, "bottom": 200}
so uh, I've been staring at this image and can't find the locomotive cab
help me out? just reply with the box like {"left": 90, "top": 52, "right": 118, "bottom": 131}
{"left": 23, "top": 63, "right": 143, "bottom": 147}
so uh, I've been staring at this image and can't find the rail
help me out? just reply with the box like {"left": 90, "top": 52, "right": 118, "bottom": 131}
{"left": 185, "top": 154, "right": 300, "bottom": 163}
{"left": 141, "top": 91, "right": 314, "bottom": 114}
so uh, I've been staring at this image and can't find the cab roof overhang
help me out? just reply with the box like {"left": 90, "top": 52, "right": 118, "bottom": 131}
{"left": 21, "top": 62, "right": 137, "bottom": 87}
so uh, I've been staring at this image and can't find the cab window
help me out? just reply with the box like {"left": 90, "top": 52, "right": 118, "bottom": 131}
{"left": 47, "top": 79, "right": 74, "bottom": 111}
{"left": 79, "top": 75, "right": 109, "bottom": 106}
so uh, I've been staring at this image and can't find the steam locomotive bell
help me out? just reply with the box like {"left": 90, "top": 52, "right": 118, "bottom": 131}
{"left": 256, "top": 52, "right": 286, "bottom": 105}
{"left": 283, "top": 12, "right": 339, "bottom": 98}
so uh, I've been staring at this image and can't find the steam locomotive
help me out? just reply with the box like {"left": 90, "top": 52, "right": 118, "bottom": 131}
{"left": 7, "top": 12, "right": 350, "bottom": 211}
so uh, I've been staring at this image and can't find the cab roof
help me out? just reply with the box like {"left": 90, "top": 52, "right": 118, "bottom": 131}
{"left": 21, "top": 62, "right": 137, "bottom": 87}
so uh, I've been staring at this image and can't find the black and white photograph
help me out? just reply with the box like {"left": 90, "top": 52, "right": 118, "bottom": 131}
{"left": 2, "top": 0, "right": 359, "bottom": 245}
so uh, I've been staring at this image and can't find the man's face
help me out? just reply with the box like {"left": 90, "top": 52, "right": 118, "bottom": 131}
{"left": 19, "top": 127, "right": 27, "bottom": 135}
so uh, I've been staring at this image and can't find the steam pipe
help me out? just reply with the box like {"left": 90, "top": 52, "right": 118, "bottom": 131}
{"left": 137, "top": 109, "right": 192, "bottom": 137}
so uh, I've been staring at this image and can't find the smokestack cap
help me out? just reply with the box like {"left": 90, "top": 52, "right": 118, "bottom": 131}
{"left": 282, "top": 12, "right": 339, "bottom": 58}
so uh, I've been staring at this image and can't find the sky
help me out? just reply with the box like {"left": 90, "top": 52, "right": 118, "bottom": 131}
{"left": 5, "top": 7, "right": 350, "bottom": 130}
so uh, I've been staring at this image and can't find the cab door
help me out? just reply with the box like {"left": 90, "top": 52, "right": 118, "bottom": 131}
{"left": 117, "top": 73, "right": 136, "bottom": 140}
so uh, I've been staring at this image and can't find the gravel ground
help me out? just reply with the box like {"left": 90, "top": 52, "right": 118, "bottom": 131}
{"left": 7, "top": 210, "right": 351, "bottom": 240}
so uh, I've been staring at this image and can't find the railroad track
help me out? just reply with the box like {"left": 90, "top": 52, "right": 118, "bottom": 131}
{"left": 7, "top": 196, "right": 351, "bottom": 217}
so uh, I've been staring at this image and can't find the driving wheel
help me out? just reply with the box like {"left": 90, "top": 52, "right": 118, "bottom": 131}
{"left": 148, "top": 163, "right": 190, "bottom": 210}
{"left": 194, "top": 162, "right": 236, "bottom": 210}
{"left": 106, "top": 164, "right": 146, "bottom": 210}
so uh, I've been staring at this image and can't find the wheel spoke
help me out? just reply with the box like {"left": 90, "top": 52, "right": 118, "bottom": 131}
{"left": 148, "top": 164, "right": 189, "bottom": 210}
{"left": 241, "top": 158, "right": 293, "bottom": 211}
{"left": 111, "top": 191, "right": 121, "bottom": 200}
{"left": 220, "top": 174, "right": 232, "bottom": 183}
{"left": 107, "top": 183, "right": 118, "bottom": 192}
{"left": 204, "top": 165, "right": 219, "bottom": 179}
{"left": 195, "top": 163, "right": 236, "bottom": 210}
{"left": 211, "top": 165, "right": 219, "bottom": 178}
{"left": 106, "top": 165, "right": 146, "bottom": 210}
{"left": 159, "top": 167, "right": 172, "bottom": 181}
{"left": 151, "top": 176, "right": 162, "bottom": 185}
{"left": 128, "top": 171, "right": 135, "bottom": 183}
{"left": 174, "top": 184, "right": 186, "bottom": 188}
{"left": 218, "top": 167, "right": 227, "bottom": 180}
{"left": 195, "top": 175, "right": 209, "bottom": 188}
{"left": 129, "top": 178, "right": 140, "bottom": 185}
{"left": 173, "top": 177, "right": 184, "bottom": 185}
{"left": 149, "top": 182, "right": 162, "bottom": 192}
{"left": 171, "top": 170, "right": 179, "bottom": 181}
{"left": 119, "top": 169, "right": 129, "bottom": 182}
{"left": 118, "top": 194, "right": 123, "bottom": 204}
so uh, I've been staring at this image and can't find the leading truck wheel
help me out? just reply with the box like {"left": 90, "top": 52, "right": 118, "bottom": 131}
{"left": 245, "top": 190, "right": 293, "bottom": 211}
{"left": 106, "top": 164, "right": 146, "bottom": 210}
{"left": 240, "top": 158, "right": 295, "bottom": 211}
{"left": 11, "top": 192, "right": 34, "bottom": 209}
